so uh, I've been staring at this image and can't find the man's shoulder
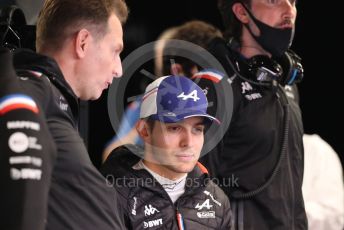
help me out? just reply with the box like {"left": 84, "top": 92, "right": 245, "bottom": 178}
{"left": 102, "top": 145, "right": 142, "bottom": 172}
{"left": 13, "top": 49, "right": 70, "bottom": 102}
{"left": 15, "top": 69, "right": 56, "bottom": 109}
{"left": 17, "top": 69, "right": 51, "bottom": 87}
{"left": 207, "top": 180, "right": 229, "bottom": 198}
{"left": 100, "top": 145, "right": 144, "bottom": 192}
{"left": 188, "top": 163, "right": 229, "bottom": 202}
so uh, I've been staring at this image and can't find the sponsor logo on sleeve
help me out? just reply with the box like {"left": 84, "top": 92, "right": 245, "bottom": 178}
{"left": 7, "top": 121, "right": 40, "bottom": 131}
{"left": 8, "top": 132, "right": 42, "bottom": 153}
{"left": 9, "top": 156, "right": 42, "bottom": 167}
{"left": 8, "top": 132, "right": 29, "bottom": 153}
{"left": 10, "top": 168, "right": 42, "bottom": 180}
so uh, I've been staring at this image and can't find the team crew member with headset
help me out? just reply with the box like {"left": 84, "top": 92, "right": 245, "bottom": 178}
{"left": 195, "top": 0, "right": 307, "bottom": 229}
{"left": 0, "top": 47, "right": 56, "bottom": 230}
{"left": 101, "top": 76, "right": 231, "bottom": 229}
{"left": 11, "top": 0, "right": 128, "bottom": 229}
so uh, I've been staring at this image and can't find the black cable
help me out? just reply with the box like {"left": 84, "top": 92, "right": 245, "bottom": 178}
{"left": 224, "top": 52, "right": 291, "bottom": 199}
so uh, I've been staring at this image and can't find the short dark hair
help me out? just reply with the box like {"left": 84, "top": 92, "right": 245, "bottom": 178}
{"left": 145, "top": 117, "right": 156, "bottom": 132}
{"left": 36, "top": 0, "right": 128, "bottom": 52}
{"left": 161, "top": 20, "right": 223, "bottom": 78}
{"left": 217, "top": 0, "right": 250, "bottom": 42}
{"left": 173, "top": 20, "right": 223, "bottom": 49}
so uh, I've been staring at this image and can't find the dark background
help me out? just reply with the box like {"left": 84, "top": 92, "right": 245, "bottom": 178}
{"left": 1, "top": 0, "right": 343, "bottom": 169}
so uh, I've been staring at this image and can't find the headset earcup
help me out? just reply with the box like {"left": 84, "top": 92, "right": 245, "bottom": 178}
{"left": 246, "top": 55, "right": 282, "bottom": 84}
{"left": 275, "top": 51, "right": 304, "bottom": 85}
{"left": 275, "top": 53, "right": 292, "bottom": 85}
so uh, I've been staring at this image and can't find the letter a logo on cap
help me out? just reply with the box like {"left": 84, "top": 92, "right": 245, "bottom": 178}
{"left": 177, "top": 90, "right": 200, "bottom": 102}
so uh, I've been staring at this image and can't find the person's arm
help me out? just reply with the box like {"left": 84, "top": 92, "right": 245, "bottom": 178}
{"left": 102, "top": 126, "right": 138, "bottom": 162}
{"left": 0, "top": 48, "right": 56, "bottom": 230}
{"left": 102, "top": 99, "right": 141, "bottom": 162}
{"left": 302, "top": 134, "right": 344, "bottom": 230}
{"left": 115, "top": 188, "right": 132, "bottom": 229}
{"left": 219, "top": 195, "right": 232, "bottom": 229}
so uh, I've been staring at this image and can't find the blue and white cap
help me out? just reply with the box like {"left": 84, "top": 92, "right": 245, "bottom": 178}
{"left": 140, "top": 75, "right": 220, "bottom": 124}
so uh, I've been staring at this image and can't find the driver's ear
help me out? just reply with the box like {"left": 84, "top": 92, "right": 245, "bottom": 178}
{"left": 136, "top": 119, "right": 151, "bottom": 142}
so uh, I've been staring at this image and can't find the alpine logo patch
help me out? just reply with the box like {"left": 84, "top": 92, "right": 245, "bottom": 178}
{"left": 177, "top": 90, "right": 200, "bottom": 102}
{"left": 195, "top": 199, "right": 213, "bottom": 210}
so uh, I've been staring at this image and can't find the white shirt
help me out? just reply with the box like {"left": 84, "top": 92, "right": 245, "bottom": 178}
{"left": 133, "top": 160, "right": 187, "bottom": 203}
{"left": 302, "top": 134, "right": 344, "bottom": 230}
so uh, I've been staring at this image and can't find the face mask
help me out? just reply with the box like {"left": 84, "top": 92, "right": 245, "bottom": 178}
{"left": 242, "top": 4, "right": 295, "bottom": 57}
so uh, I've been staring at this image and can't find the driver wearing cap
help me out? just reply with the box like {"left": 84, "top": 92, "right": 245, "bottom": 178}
{"left": 101, "top": 75, "right": 231, "bottom": 230}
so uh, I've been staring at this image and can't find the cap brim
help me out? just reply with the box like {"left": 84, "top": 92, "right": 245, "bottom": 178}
{"left": 150, "top": 112, "right": 221, "bottom": 124}
{"left": 183, "top": 114, "right": 221, "bottom": 125}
